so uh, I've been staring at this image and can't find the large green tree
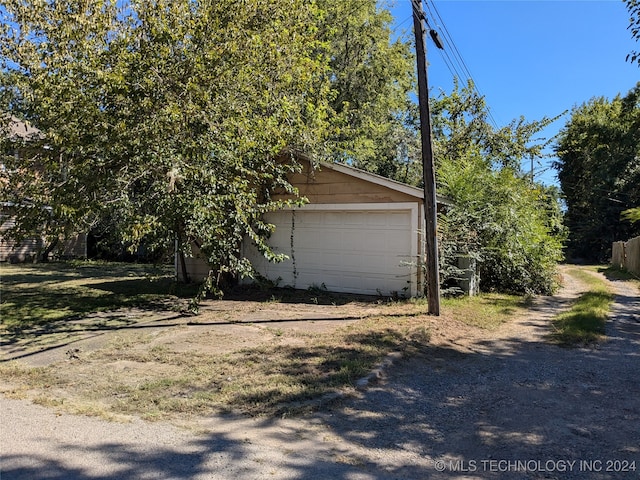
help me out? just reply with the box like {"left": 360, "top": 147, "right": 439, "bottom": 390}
{"left": 554, "top": 83, "right": 640, "bottom": 261}
{"left": 431, "top": 79, "right": 560, "bottom": 172}
{"left": 1, "top": 0, "right": 330, "bottom": 289}
{"left": 318, "top": 0, "right": 417, "bottom": 179}
{"left": 391, "top": 79, "right": 561, "bottom": 188}
{"left": 623, "top": 1, "right": 640, "bottom": 222}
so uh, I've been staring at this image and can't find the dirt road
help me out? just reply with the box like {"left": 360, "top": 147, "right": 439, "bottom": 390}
{"left": 317, "top": 269, "right": 640, "bottom": 479}
{"left": 1, "top": 268, "right": 639, "bottom": 479}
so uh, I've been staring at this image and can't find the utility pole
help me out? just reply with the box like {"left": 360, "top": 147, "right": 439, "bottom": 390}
{"left": 412, "top": 0, "right": 440, "bottom": 315}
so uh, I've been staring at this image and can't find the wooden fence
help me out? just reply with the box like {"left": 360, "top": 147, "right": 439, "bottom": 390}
{"left": 612, "top": 236, "right": 640, "bottom": 276}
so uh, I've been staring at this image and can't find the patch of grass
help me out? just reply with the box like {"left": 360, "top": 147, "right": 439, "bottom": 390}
{"left": 441, "top": 293, "right": 531, "bottom": 330}
{"left": 550, "top": 267, "right": 614, "bottom": 346}
{"left": 0, "top": 261, "right": 197, "bottom": 336}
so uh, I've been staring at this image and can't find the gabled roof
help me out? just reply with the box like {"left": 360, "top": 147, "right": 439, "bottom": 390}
{"left": 319, "top": 161, "right": 453, "bottom": 206}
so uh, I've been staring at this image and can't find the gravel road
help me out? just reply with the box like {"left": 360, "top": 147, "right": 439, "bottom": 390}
{"left": 2, "top": 268, "right": 639, "bottom": 480}
{"left": 317, "top": 270, "right": 640, "bottom": 479}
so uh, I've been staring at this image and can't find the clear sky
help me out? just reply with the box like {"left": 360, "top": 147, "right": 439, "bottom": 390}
{"left": 388, "top": 0, "right": 639, "bottom": 186}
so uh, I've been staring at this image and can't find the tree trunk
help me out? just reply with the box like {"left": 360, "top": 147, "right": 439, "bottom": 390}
{"left": 39, "top": 237, "right": 59, "bottom": 263}
{"left": 178, "top": 249, "right": 190, "bottom": 284}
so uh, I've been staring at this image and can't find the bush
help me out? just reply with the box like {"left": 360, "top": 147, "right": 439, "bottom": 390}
{"left": 438, "top": 152, "right": 565, "bottom": 295}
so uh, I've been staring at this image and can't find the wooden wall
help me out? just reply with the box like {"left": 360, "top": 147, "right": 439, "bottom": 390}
{"left": 1, "top": 210, "right": 87, "bottom": 262}
{"left": 0, "top": 213, "right": 41, "bottom": 262}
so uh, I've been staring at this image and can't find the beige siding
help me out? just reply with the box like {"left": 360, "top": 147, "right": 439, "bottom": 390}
{"left": 291, "top": 171, "right": 418, "bottom": 203}
{"left": 1, "top": 210, "right": 87, "bottom": 262}
{"left": 279, "top": 162, "right": 421, "bottom": 205}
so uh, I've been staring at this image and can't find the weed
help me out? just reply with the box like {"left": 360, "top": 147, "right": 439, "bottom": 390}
{"left": 307, "top": 283, "right": 327, "bottom": 294}
{"left": 441, "top": 293, "right": 529, "bottom": 330}
{"left": 266, "top": 327, "right": 284, "bottom": 337}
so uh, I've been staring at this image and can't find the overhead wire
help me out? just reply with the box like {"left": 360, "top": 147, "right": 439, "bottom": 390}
{"left": 348, "top": 0, "right": 502, "bottom": 130}
{"left": 408, "top": 2, "right": 462, "bottom": 85}
{"left": 413, "top": 0, "right": 467, "bottom": 86}
{"left": 406, "top": 0, "right": 500, "bottom": 129}
{"left": 433, "top": 2, "right": 500, "bottom": 129}
{"left": 426, "top": 0, "right": 500, "bottom": 129}
{"left": 408, "top": 0, "right": 466, "bottom": 102}
{"left": 424, "top": 1, "right": 473, "bottom": 85}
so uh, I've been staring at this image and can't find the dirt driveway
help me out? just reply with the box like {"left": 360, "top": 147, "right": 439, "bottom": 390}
{"left": 316, "top": 268, "right": 640, "bottom": 479}
{"left": 2, "top": 267, "right": 639, "bottom": 479}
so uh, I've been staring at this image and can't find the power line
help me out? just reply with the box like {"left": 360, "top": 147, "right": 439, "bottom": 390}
{"left": 415, "top": 1, "right": 467, "bottom": 85}
{"left": 408, "top": 4, "right": 468, "bottom": 82}
{"left": 427, "top": 0, "right": 500, "bottom": 128}
{"left": 413, "top": 0, "right": 500, "bottom": 129}
{"left": 425, "top": 1, "right": 472, "bottom": 83}
{"left": 353, "top": 1, "right": 503, "bottom": 130}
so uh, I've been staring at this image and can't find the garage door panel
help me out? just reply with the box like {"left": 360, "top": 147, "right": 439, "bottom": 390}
{"left": 324, "top": 211, "right": 362, "bottom": 226}
{"left": 296, "top": 212, "right": 322, "bottom": 227}
{"left": 298, "top": 251, "right": 332, "bottom": 268}
{"left": 365, "top": 212, "right": 393, "bottom": 226}
{"left": 388, "top": 212, "right": 412, "bottom": 226}
{"left": 341, "top": 231, "right": 383, "bottom": 251}
{"left": 318, "top": 253, "right": 343, "bottom": 268}
{"left": 245, "top": 207, "right": 416, "bottom": 296}
{"left": 264, "top": 213, "right": 291, "bottom": 246}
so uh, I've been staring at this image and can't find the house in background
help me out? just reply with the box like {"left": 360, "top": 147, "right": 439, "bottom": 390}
{"left": 178, "top": 159, "right": 452, "bottom": 297}
{"left": 1, "top": 116, "right": 87, "bottom": 262}
{"left": 4, "top": 115, "right": 43, "bottom": 142}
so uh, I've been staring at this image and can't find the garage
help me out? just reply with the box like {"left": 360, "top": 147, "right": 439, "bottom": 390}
{"left": 180, "top": 159, "right": 449, "bottom": 297}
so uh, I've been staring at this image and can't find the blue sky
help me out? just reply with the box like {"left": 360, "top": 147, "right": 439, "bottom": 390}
{"left": 388, "top": 0, "right": 639, "bottom": 186}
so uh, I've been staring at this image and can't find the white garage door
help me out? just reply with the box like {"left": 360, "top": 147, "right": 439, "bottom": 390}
{"left": 244, "top": 204, "right": 418, "bottom": 296}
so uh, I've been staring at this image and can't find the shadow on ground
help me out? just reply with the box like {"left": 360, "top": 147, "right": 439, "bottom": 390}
{"left": 2, "top": 266, "right": 639, "bottom": 479}
{"left": 3, "top": 326, "right": 639, "bottom": 479}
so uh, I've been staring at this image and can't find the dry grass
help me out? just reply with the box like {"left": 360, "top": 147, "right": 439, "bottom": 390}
{"left": 1, "top": 315, "right": 438, "bottom": 419}
{"left": 0, "top": 261, "right": 530, "bottom": 421}
{"left": 440, "top": 293, "right": 531, "bottom": 330}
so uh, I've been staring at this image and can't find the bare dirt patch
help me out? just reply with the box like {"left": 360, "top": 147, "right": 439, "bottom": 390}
{"left": 0, "top": 289, "right": 448, "bottom": 418}
{"left": 0, "top": 276, "right": 529, "bottom": 421}
{"left": 2, "top": 295, "right": 411, "bottom": 364}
